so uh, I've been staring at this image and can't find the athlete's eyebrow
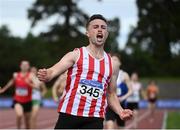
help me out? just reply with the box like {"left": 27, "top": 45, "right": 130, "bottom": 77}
{"left": 92, "top": 25, "right": 99, "bottom": 28}
{"left": 101, "top": 25, "right": 107, "bottom": 29}
{"left": 92, "top": 24, "right": 107, "bottom": 29}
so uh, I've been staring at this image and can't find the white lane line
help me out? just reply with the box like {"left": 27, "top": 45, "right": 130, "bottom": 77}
{"left": 125, "top": 110, "right": 150, "bottom": 129}
{"left": 162, "top": 110, "right": 168, "bottom": 129}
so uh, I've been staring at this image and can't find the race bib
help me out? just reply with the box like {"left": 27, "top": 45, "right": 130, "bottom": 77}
{"left": 16, "top": 87, "right": 28, "bottom": 96}
{"left": 32, "top": 89, "right": 41, "bottom": 100}
{"left": 132, "top": 91, "right": 139, "bottom": 101}
{"left": 77, "top": 79, "right": 103, "bottom": 99}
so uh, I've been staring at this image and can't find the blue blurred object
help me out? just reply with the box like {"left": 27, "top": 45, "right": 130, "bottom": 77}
{"left": 0, "top": 98, "right": 12, "bottom": 108}
{"left": 42, "top": 99, "right": 58, "bottom": 108}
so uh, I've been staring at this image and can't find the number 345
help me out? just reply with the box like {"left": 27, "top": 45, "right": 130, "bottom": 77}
{"left": 80, "top": 85, "right": 100, "bottom": 98}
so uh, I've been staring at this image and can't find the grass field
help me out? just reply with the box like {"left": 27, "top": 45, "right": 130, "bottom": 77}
{"left": 166, "top": 111, "right": 180, "bottom": 129}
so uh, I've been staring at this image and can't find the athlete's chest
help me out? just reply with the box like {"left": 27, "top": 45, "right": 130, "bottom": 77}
{"left": 77, "top": 57, "right": 110, "bottom": 79}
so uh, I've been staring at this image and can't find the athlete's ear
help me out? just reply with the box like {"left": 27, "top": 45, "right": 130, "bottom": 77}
{"left": 107, "top": 31, "right": 109, "bottom": 37}
{"left": 105, "top": 31, "right": 109, "bottom": 39}
{"left": 86, "top": 30, "right": 90, "bottom": 37}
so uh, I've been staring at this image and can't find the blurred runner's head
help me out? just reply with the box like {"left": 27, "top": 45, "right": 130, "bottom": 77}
{"left": 31, "top": 66, "right": 38, "bottom": 75}
{"left": 20, "top": 60, "right": 30, "bottom": 72}
{"left": 148, "top": 80, "right": 157, "bottom": 85}
{"left": 131, "top": 72, "right": 139, "bottom": 82}
{"left": 111, "top": 53, "right": 122, "bottom": 67}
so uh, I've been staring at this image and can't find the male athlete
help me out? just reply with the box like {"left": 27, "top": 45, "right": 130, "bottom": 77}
{"left": 105, "top": 54, "right": 132, "bottom": 129}
{"left": 37, "top": 14, "right": 133, "bottom": 129}
{"left": 0, "top": 61, "right": 35, "bottom": 129}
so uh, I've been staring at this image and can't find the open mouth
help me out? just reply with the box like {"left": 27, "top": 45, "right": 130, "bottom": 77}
{"left": 96, "top": 33, "right": 103, "bottom": 40}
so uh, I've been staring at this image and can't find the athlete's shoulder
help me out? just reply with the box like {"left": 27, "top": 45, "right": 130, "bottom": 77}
{"left": 13, "top": 72, "right": 18, "bottom": 78}
{"left": 124, "top": 72, "right": 131, "bottom": 82}
{"left": 71, "top": 47, "right": 82, "bottom": 63}
{"left": 122, "top": 71, "right": 129, "bottom": 77}
{"left": 72, "top": 47, "right": 80, "bottom": 55}
{"left": 63, "top": 48, "right": 80, "bottom": 64}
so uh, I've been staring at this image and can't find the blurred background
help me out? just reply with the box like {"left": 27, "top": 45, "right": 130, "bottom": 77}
{"left": 0, "top": 0, "right": 180, "bottom": 129}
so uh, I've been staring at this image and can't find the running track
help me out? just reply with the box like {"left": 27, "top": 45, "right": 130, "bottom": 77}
{"left": 0, "top": 108, "right": 166, "bottom": 129}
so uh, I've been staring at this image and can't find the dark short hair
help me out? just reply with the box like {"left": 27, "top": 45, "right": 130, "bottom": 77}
{"left": 110, "top": 53, "right": 121, "bottom": 61}
{"left": 86, "top": 14, "right": 107, "bottom": 28}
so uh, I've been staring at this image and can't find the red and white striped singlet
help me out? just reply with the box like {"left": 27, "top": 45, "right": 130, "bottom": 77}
{"left": 58, "top": 47, "right": 112, "bottom": 118}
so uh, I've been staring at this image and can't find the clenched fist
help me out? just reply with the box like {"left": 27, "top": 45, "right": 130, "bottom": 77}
{"left": 37, "top": 68, "right": 49, "bottom": 82}
{"left": 119, "top": 109, "right": 133, "bottom": 120}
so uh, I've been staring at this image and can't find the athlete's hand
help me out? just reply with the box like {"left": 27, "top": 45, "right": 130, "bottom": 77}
{"left": 37, "top": 68, "right": 49, "bottom": 82}
{"left": 119, "top": 109, "right": 133, "bottom": 120}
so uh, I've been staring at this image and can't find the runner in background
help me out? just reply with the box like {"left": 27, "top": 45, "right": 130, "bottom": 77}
{"left": 127, "top": 72, "right": 143, "bottom": 129}
{"left": 146, "top": 80, "right": 159, "bottom": 122}
{"left": 52, "top": 71, "right": 67, "bottom": 102}
{"left": 105, "top": 54, "right": 132, "bottom": 129}
{"left": 30, "top": 67, "right": 47, "bottom": 129}
{"left": 0, "top": 60, "right": 35, "bottom": 129}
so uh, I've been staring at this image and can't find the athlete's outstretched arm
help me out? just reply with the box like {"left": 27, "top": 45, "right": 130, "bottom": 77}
{"left": 119, "top": 72, "right": 132, "bottom": 101}
{"left": 107, "top": 59, "right": 133, "bottom": 120}
{"left": 0, "top": 79, "right": 14, "bottom": 93}
{"left": 38, "top": 50, "right": 79, "bottom": 82}
{"left": 0, "top": 73, "right": 16, "bottom": 93}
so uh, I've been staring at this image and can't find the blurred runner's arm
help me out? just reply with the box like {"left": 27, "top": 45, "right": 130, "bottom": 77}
{"left": 119, "top": 72, "right": 133, "bottom": 101}
{"left": 52, "top": 76, "right": 62, "bottom": 102}
{"left": 38, "top": 50, "right": 79, "bottom": 82}
{"left": 40, "top": 82, "right": 47, "bottom": 97}
{"left": 0, "top": 73, "right": 17, "bottom": 93}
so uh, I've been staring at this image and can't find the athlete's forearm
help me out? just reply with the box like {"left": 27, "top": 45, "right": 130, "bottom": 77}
{"left": 47, "top": 51, "right": 77, "bottom": 81}
{"left": 107, "top": 92, "right": 123, "bottom": 115}
{"left": 2, "top": 79, "right": 14, "bottom": 92}
{"left": 45, "top": 68, "right": 55, "bottom": 81}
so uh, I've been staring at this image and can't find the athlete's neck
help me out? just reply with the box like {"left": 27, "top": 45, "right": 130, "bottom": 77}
{"left": 20, "top": 71, "right": 28, "bottom": 76}
{"left": 86, "top": 44, "right": 104, "bottom": 59}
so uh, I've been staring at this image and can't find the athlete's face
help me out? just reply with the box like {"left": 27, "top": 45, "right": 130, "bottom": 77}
{"left": 112, "top": 56, "right": 121, "bottom": 67}
{"left": 20, "top": 61, "right": 30, "bottom": 72}
{"left": 86, "top": 19, "right": 109, "bottom": 46}
{"left": 131, "top": 73, "right": 139, "bottom": 81}
{"left": 31, "top": 67, "right": 37, "bottom": 75}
